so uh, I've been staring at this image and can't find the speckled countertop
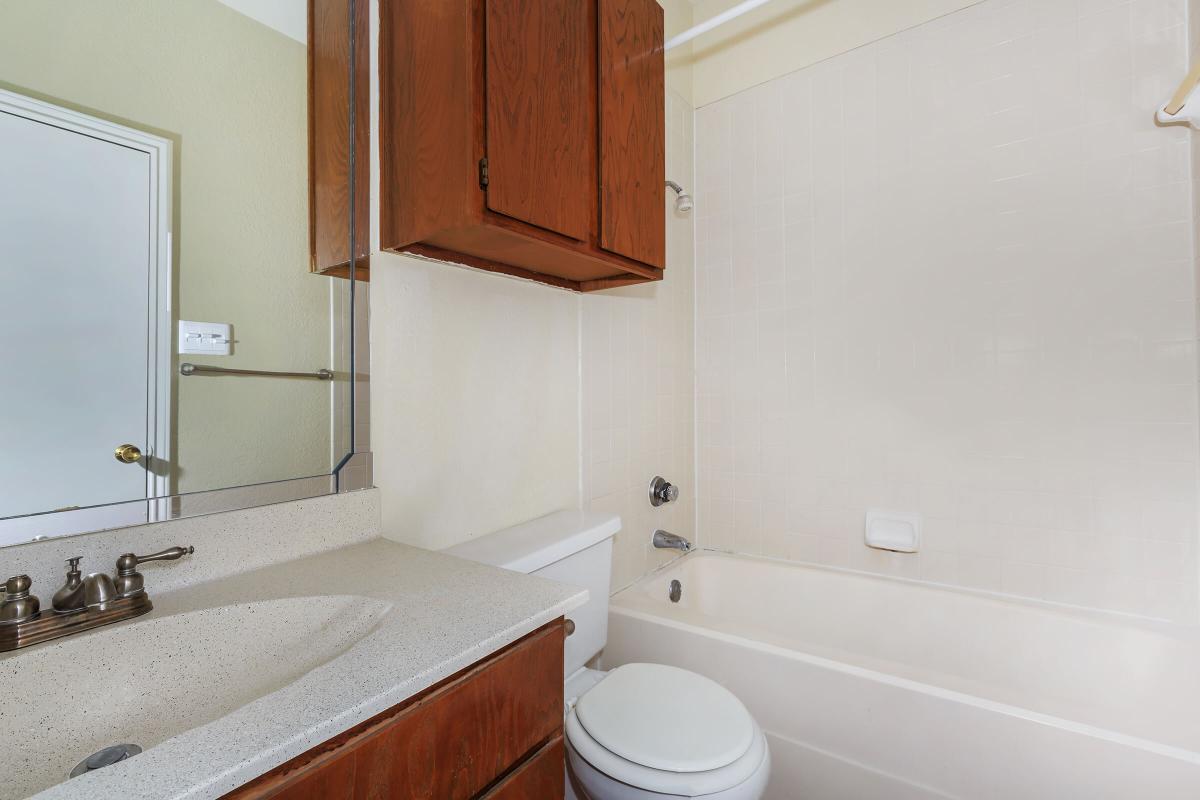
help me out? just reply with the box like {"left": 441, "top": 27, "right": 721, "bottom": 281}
{"left": 9, "top": 538, "right": 586, "bottom": 800}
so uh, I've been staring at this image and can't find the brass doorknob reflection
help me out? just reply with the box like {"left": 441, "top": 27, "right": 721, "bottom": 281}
{"left": 114, "top": 444, "right": 142, "bottom": 464}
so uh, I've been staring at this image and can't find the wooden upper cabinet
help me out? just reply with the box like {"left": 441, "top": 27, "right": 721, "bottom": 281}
{"left": 485, "top": 0, "right": 593, "bottom": 242}
{"left": 380, "top": 0, "right": 665, "bottom": 292}
{"left": 309, "top": 0, "right": 370, "bottom": 280}
{"left": 599, "top": 0, "right": 665, "bottom": 269}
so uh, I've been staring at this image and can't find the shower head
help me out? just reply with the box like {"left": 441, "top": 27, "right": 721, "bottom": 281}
{"left": 666, "top": 180, "right": 693, "bottom": 213}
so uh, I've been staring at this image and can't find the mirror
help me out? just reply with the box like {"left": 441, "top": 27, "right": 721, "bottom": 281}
{"left": 0, "top": 0, "right": 365, "bottom": 546}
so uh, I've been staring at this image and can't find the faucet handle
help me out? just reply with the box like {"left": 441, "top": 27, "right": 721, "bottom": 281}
{"left": 649, "top": 476, "right": 680, "bottom": 507}
{"left": 115, "top": 545, "right": 194, "bottom": 575}
{"left": 0, "top": 575, "right": 40, "bottom": 623}
{"left": 113, "top": 546, "right": 193, "bottom": 599}
{"left": 3, "top": 575, "right": 32, "bottom": 598}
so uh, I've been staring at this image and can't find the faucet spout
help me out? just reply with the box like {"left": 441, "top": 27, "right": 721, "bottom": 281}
{"left": 652, "top": 529, "right": 692, "bottom": 552}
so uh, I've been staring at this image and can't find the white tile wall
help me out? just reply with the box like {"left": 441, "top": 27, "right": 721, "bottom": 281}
{"left": 695, "top": 0, "right": 1200, "bottom": 621}
{"left": 584, "top": 89, "right": 697, "bottom": 592}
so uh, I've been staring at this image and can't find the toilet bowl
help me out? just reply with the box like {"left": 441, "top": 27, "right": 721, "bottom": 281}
{"left": 443, "top": 511, "right": 771, "bottom": 800}
{"left": 564, "top": 663, "right": 770, "bottom": 800}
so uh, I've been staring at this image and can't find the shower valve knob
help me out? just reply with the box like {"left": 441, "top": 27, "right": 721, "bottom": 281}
{"left": 649, "top": 476, "right": 679, "bottom": 507}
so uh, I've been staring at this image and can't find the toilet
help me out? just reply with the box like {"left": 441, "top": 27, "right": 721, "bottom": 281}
{"left": 444, "top": 511, "right": 771, "bottom": 800}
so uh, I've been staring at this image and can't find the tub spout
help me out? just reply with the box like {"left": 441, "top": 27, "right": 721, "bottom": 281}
{"left": 652, "top": 530, "right": 692, "bottom": 552}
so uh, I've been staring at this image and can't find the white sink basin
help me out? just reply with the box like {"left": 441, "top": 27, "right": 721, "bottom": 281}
{"left": 0, "top": 595, "right": 391, "bottom": 799}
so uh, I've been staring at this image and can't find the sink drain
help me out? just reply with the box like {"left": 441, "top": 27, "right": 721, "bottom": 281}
{"left": 70, "top": 744, "right": 142, "bottom": 778}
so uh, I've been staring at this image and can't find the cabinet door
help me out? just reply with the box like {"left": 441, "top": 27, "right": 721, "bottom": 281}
{"left": 310, "top": 0, "right": 369, "bottom": 278}
{"left": 485, "top": 0, "right": 593, "bottom": 241}
{"left": 598, "top": 0, "right": 664, "bottom": 268}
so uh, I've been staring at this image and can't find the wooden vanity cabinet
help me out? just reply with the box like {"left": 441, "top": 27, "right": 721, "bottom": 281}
{"left": 380, "top": 0, "right": 665, "bottom": 292}
{"left": 222, "top": 619, "right": 566, "bottom": 800}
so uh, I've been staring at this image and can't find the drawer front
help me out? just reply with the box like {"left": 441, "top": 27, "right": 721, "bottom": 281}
{"left": 225, "top": 620, "right": 565, "bottom": 800}
{"left": 480, "top": 737, "right": 564, "bottom": 800}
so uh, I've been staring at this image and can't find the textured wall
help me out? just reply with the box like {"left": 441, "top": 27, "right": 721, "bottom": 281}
{"left": 695, "top": 0, "right": 1199, "bottom": 621}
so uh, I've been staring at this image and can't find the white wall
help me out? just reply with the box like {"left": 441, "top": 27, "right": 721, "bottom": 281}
{"left": 218, "top": 0, "right": 306, "bottom": 43}
{"left": 688, "top": 0, "right": 983, "bottom": 106}
{"left": 371, "top": 258, "right": 582, "bottom": 551}
{"left": 662, "top": 0, "right": 695, "bottom": 103}
{"left": 694, "top": 0, "right": 1200, "bottom": 622}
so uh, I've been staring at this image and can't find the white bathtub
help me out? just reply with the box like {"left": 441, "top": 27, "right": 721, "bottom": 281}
{"left": 602, "top": 552, "right": 1200, "bottom": 800}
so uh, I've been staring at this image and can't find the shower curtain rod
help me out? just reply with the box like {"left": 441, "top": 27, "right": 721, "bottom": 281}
{"left": 665, "top": 0, "right": 775, "bottom": 51}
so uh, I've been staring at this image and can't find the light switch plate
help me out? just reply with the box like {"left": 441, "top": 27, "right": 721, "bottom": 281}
{"left": 178, "top": 320, "right": 232, "bottom": 355}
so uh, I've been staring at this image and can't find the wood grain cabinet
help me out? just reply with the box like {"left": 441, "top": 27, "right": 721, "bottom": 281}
{"left": 381, "top": 0, "right": 665, "bottom": 292}
{"left": 222, "top": 620, "right": 565, "bottom": 800}
{"left": 309, "top": 0, "right": 370, "bottom": 280}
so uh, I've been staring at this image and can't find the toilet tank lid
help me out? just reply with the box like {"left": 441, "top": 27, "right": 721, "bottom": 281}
{"left": 442, "top": 511, "right": 621, "bottom": 573}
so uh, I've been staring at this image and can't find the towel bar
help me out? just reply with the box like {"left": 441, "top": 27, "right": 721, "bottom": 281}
{"left": 179, "top": 363, "right": 333, "bottom": 380}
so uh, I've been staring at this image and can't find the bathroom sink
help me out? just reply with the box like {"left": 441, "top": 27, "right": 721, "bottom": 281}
{"left": 0, "top": 595, "right": 391, "bottom": 800}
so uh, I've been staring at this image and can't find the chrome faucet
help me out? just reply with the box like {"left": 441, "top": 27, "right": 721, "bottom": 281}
{"left": 0, "top": 545, "right": 193, "bottom": 652}
{"left": 652, "top": 530, "right": 692, "bottom": 552}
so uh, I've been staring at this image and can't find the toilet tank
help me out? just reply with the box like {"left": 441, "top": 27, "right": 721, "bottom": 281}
{"left": 443, "top": 511, "right": 621, "bottom": 676}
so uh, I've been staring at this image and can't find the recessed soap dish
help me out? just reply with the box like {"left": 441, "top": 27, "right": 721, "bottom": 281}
{"left": 865, "top": 510, "right": 921, "bottom": 553}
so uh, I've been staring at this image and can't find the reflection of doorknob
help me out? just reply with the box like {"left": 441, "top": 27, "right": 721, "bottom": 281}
{"left": 114, "top": 444, "right": 142, "bottom": 464}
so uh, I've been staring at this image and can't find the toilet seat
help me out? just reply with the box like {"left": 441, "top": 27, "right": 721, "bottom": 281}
{"left": 575, "top": 663, "right": 756, "bottom": 772}
{"left": 565, "top": 664, "right": 768, "bottom": 797}
{"left": 567, "top": 711, "right": 768, "bottom": 797}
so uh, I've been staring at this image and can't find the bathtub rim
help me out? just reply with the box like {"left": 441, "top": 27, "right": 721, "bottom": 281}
{"left": 624, "top": 548, "right": 1200, "bottom": 637}
{"left": 609, "top": 549, "right": 1200, "bottom": 767}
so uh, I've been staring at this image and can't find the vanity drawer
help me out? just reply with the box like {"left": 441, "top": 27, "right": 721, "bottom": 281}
{"left": 224, "top": 618, "right": 565, "bottom": 800}
{"left": 479, "top": 736, "right": 564, "bottom": 799}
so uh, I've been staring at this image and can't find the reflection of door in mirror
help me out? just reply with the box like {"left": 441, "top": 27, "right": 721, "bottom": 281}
{"left": 0, "top": 0, "right": 357, "bottom": 546}
{"left": 0, "top": 89, "right": 171, "bottom": 544}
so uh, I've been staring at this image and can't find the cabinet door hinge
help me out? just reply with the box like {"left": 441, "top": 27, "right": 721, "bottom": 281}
{"left": 478, "top": 157, "right": 489, "bottom": 189}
